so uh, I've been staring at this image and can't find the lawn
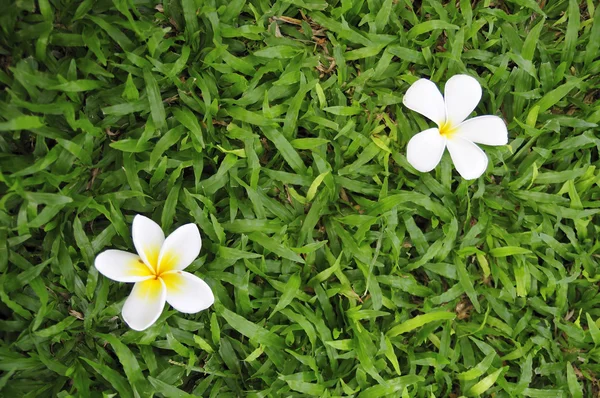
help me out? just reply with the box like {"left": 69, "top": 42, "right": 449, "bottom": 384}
{"left": 1, "top": 0, "right": 600, "bottom": 396}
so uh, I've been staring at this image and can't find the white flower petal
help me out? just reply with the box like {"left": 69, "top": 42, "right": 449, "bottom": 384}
{"left": 132, "top": 215, "right": 165, "bottom": 272}
{"left": 122, "top": 278, "right": 166, "bottom": 331}
{"left": 446, "top": 137, "right": 489, "bottom": 180}
{"left": 95, "top": 250, "right": 154, "bottom": 282}
{"left": 444, "top": 74, "right": 482, "bottom": 126}
{"left": 403, "top": 78, "right": 446, "bottom": 126}
{"left": 157, "top": 224, "right": 202, "bottom": 274}
{"left": 161, "top": 271, "right": 214, "bottom": 314}
{"left": 406, "top": 128, "right": 447, "bottom": 172}
{"left": 454, "top": 116, "right": 508, "bottom": 146}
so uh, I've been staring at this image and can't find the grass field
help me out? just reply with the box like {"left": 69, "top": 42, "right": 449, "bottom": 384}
{"left": 1, "top": 0, "right": 600, "bottom": 396}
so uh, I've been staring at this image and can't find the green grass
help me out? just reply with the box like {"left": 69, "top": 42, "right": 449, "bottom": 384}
{"left": 1, "top": 0, "right": 600, "bottom": 396}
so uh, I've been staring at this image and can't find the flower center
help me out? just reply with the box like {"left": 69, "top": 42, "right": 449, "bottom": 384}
{"left": 439, "top": 122, "right": 456, "bottom": 138}
{"left": 151, "top": 266, "right": 167, "bottom": 280}
{"left": 140, "top": 248, "right": 179, "bottom": 278}
{"left": 139, "top": 259, "right": 164, "bottom": 280}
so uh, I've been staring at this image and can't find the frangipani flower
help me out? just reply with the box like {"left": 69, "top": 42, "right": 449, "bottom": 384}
{"left": 403, "top": 74, "right": 508, "bottom": 180}
{"left": 95, "top": 215, "right": 214, "bottom": 331}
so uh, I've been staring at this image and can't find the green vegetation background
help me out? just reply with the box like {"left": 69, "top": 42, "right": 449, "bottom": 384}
{"left": 1, "top": 0, "right": 600, "bottom": 396}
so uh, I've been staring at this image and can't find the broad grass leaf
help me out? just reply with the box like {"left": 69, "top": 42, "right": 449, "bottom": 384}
{"left": 0, "top": 116, "right": 44, "bottom": 131}
{"left": 148, "top": 376, "right": 195, "bottom": 398}
{"left": 407, "top": 20, "right": 459, "bottom": 39}
{"left": 4, "top": 259, "right": 50, "bottom": 294}
{"left": 35, "top": 316, "right": 76, "bottom": 338}
{"left": 254, "top": 45, "right": 302, "bottom": 59}
{"left": 248, "top": 232, "right": 305, "bottom": 263}
{"left": 323, "top": 106, "right": 363, "bottom": 116}
{"left": 216, "top": 304, "right": 285, "bottom": 349}
{"left": 457, "top": 351, "right": 497, "bottom": 381}
{"left": 260, "top": 127, "right": 307, "bottom": 175}
{"left": 387, "top": 312, "right": 456, "bottom": 337}
{"left": 49, "top": 79, "right": 105, "bottom": 92}
{"left": 455, "top": 258, "right": 481, "bottom": 312}
{"left": 270, "top": 273, "right": 301, "bottom": 317}
{"left": 285, "top": 380, "right": 325, "bottom": 395}
{"left": 143, "top": 68, "right": 166, "bottom": 129}
{"left": 173, "top": 107, "right": 205, "bottom": 148}
{"left": 467, "top": 367, "right": 505, "bottom": 396}
{"left": 561, "top": 0, "right": 580, "bottom": 68}
{"left": 534, "top": 78, "right": 582, "bottom": 113}
{"left": 97, "top": 333, "right": 151, "bottom": 396}
{"left": 285, "top": 0, "right": 327, "bottom": 10}
{"left": 586, "top": 313, "right": 600, "bottom": 346}
{"left": 489, "top": 247, "right": 532, "bottom": 257}
{"left": 584, "top": 2, "right": 600, "bottom": 67}
{"left": 357, "top": 375, "right": 424, "bottom": 398}
{"left": 181, "top": 0, "right": 199, "bottom": 47}
{"left": 87, "top": 15, "right": 135, "bottom": 51}
{"left": 81, "top": 357, "right": 133, "bottom": 398}
{"left": 149, "top": 126, "right": 185, "bottom": 169}
{"left": 566, "top": 362, "right": 583, "bottom": 398}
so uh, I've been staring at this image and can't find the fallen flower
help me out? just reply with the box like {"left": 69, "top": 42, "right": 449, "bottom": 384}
{"left": 403, "top": 74, "right": 508, "bottom": 180}
{"left": 95, "top": 215, "right": 214, "bottom": 331}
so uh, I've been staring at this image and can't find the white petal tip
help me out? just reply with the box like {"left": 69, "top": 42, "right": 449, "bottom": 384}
{"left": 453, "top": 74, "right": 479, "bottom": 84}
{"left": 163, "top": 271, "right": 214, "bottom": 314}
{"left": 123, "top": 313, "right": 161, "bottom": 331}
{"left": 407, "top": 158, "right": 436, "bottom": 173}
{"left": 454, "top": 116, "right": 509, "bottom": 146}
{"left": 158, "top": 224, "right": 202, "bottom": 273}
{"left": 180, "top": 223, "right": 201, "bottom": 235}
{"left": 403, "top": 79, "right": 446, "bottom": 126}
{"left": 444, "top": 75, "right": 483, "bottom": 125}
{"left": 406, "top": 128, "right": 447, "bottom": 173}
{"left": 122, "top": 279, "right": 166, "bottom": 331}
{"left": 446, "top": 138, "right": 489, "bottom": 180}
{"left": 94, "top": 250, "right": 153, "bottom": 283}
{"left": 132, "top": 214, "right": 150, "bottom": 223}
{"left": 461, "top": 172, "right": 484, "bottom": 180}
{"left": 124, "top": 321, "right": 150, "bottom": 332}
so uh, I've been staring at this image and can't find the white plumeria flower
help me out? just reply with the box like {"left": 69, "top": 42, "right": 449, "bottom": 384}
{"left": 95, "top": 215, "right": 214, "bottom": 331}
{"left": 403, "top": 74, "right": 508, "bottom": 180}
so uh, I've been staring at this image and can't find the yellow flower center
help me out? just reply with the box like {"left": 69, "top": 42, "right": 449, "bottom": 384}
{"left": 138, "top": 259, "right": 164, "bottom": 280}
{"left": 132, "top": 254, "right": 183, "bottom": 293}
{"left": 439, "top": 122, "right": 456, "bottom": 138}
{"left": 136, "top": 246, "right": 180, "bottom": 280}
